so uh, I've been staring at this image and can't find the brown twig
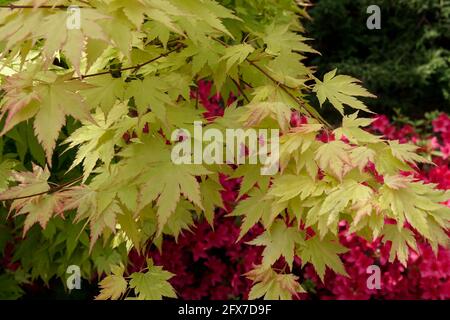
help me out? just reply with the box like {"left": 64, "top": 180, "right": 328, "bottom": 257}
{"left": 1, "top": 175, "right": 83, "bottom": 201}
{"left": 73, "top": 44, "right": 183, "bottom": 80}
{"left": 0, "top": 4, "right": 90, "bottom": 9}
{"left": 210, "top": 37, "right": 331, "bottom": 128}
{"left": 246, "top": 58, "right": 331, "bottom": 128}
{"left": 231, "top": 77, "right": 250, "bottom": 103}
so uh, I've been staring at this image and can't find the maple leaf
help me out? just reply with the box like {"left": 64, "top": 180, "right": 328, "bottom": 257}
{"left": 82, "top": 76, "right": 125, "bottom": 113}
{"left": 315, "top": 180, "right": 374, "bottom": 237}
{"left": 170, "top": 0, "right": 237, "bottom": 38}
{"left": 0, "top": 164, "right": 70, "bottom": 235}
{"left": 199, "top": 177, "right": 224, "bottom": 226}
{"left": 240, "top": 101, "right": 292, "bottom": 132}
{"left": 59, "top": 184, "right": 119, "bottom": 251}
{"left": 263, "top": 24, "right": 318, "bottom": 56}
{"left": 315, "top": 140, "right": 353, "bottom": 180}
{"left": 129, "top": 264, "right": 176, "bottom": 300}
{"left": 65, "top": 103, "right": 134, "bottom": 181}
{"left": 90, "top": 201, "right": 120, "bottom": 251}
{"left": 125, "top": 76, "right": 173, "bottom": 120}
{"left": 334, "top": 112, "right": 382, "bottom": 144}
{"left": 231, "top": 164, "right": 270, "bottom": 198}
{"left": 0, "top": 164, "right": 50, "bottom": 205}
{"left": 268, "top": 174, "right": 318, "bottom": 203}
{"left": 388, "top": 140, "right": 432, "bottom": 164}
{"left": 350, "top": 146, "right": 376, "bottom": 172}
{"left": 140, "top": 163, "right": 209, "bottom": 235}
{"left": 33, "top": 75, "right": 93, "bottom": 163}
{"left": 247, "top": 265, "right": 304, "bottom": 300}
{"left": 163, "top": 200, "right": 194, "bottom": 240}
{"left": 230, "top": 188, "right": 273, "bottom": 240}
{"left": 0, "top": 69, "right": 40, "bottom": 135}
{"left": 220, "top": 43, "right": 254, "bottom": 72}
{"left": 379, "top": 176, "right": 438, "bottom": 241}
{"left": 1, "top": 72, "right": 93, "bottom": 164}
{"left": 96, "top": 264, "right": 128, "bottom": 300}
{"left": 239, "top": 85, "right": 293, "bottom": 131}
{"left": 381, "top": 224, "right": 417, "bottom": 266}
{"left": 17, "top": 194, "right": 62, "bottom": 236}
{"left": 278, "top": 124, "right": 322, "bottom": 172}
{"left": 297, "top": 236, "right": 348, "bottom": 281}
{"left": 0, "top": 160, "right": 16, "bottom": 192}
{"left": 37, "top": 10, "right": 109, "bottom": 70}
{"left": 313, "top": 69, "right": 376, "bottom": 114}
{"left": 248, "top": 220, "right": 304, "bottom": 268}
{"left": 370, "top": 142, "right": 413, "bottom": 174}
{"left": 117, "top": 206, "right": 142, "bottom": 251}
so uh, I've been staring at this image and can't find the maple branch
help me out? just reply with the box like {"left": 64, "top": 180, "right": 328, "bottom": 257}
{"left": 246, "top": 59, "right": 332, "bottom": 129}
{"left": 0, "top": 4, "right": 91, "bottom": 9}
{"left": 211, "top": 37, "right": 331, "bottom": 128}
{"left": 73, "top": 44, "right": 183, "bottom": 80}
{"left": 231, "top": 77, "right": 250, "bottom": 103}
{"left": 1, "top": 176, "right": 83, "bottom": 201}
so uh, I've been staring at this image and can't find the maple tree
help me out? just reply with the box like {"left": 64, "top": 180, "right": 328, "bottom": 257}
{"left": 0, "top": 0, "right": 448, "bottom": 300}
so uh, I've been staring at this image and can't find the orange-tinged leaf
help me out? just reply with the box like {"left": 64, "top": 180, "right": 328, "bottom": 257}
{"left": 96, "top": 264, "right": 128, "bottom": 300}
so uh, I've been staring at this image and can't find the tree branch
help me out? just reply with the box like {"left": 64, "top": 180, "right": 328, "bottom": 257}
{"left": 211, "top": 37, "right": 331, "bottom": 128}
{"left": 246, "top": 59, "right": 332, "bottom": 128}
{"left": 0, "top": 4, "right": 91, "bottom": 9}
{"left": 231, "top": 77, "right": 250, "bottom": 103}
{"left": 1, "top": 176, "right": 83, "bottom": 201}
{"left": 72, "top": 44, "right": 183, "bottom": 80}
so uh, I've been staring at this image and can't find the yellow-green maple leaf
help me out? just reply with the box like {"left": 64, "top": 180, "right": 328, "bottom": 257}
{"left": 96, "top": 264, "right": 128, "bottom": 300}
{"left": 0, "top": 160, "right": 16, "bottom": 192}
{"left": 248, "top": 220, "right": 304, "bottom": 268}
{"left": 140, "top": 163, "right": 209, "bottom": 235}
{"left": 381, "top": 224, "right": 417, "bottom": 266}
{"left": 388, "top": 140, "right": 432, "bottom": 164}
{"left": 315, "top": 140, "right": 353, "bottom": 180}
{"left": 220, "top": 43, "right": 254, "bottom": 72}
{"left": 313, "top": 69, "right": 375, "bottom": 114}
{"left": 129, "top": 264, "right": 176, "bottom": 300}
{"left": 297, "top": 236, "right": 348, "bottom": 281}
{"left": 230, "top": 188, "right": 273, "bottom": 240}
{"left": 247, "top": 266, "right": 304, "bottom": 300}
{"left": 334, "top": 112, "right": 381, "bottom": 144}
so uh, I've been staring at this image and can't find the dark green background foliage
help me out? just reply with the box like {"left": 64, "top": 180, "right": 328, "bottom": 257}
{"left": 307, "top": 0, "right": 450, "bottom": 117}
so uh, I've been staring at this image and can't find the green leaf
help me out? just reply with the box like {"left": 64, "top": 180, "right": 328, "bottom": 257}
{"left": 381, "top": 224, "right": 417, "bottom": 266}
{"left": 247, "top": 266, "right": 304, "bottom": 300}
{"left": 129, "top": 264, "right": 176, "bottom": 300}
{"left": 313, "top": 69, "right": 376, "bottom": 114}
{"left": 96, "top": 264, "right": 128, "bottom": 300}
{"left": 220, "top": 43, "right": 254, "bottom": 72}
{"left": 0, "top": 159, "right": 15, "bottom": 192}
{"left": 248, "top": 220, "right": 304, "bottom": 268}
{"left": 297, "top": 236, "right": 348, "bottom": 281}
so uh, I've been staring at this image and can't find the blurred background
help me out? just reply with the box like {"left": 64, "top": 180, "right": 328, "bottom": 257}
{"left": 307, "top": 0, "right": 449, "bottom": 118}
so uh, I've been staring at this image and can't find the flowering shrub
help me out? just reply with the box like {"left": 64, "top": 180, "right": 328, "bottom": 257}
{"left": 139, "top": 82, "right": 450, "bottom": 300}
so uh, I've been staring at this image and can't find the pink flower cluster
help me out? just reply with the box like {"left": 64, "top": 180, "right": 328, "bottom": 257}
{"left": 301, "top": 223, "right": 450, "bottom": 300}
{"left": 132, "top": 83, "right": 450, "bottom": 300}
